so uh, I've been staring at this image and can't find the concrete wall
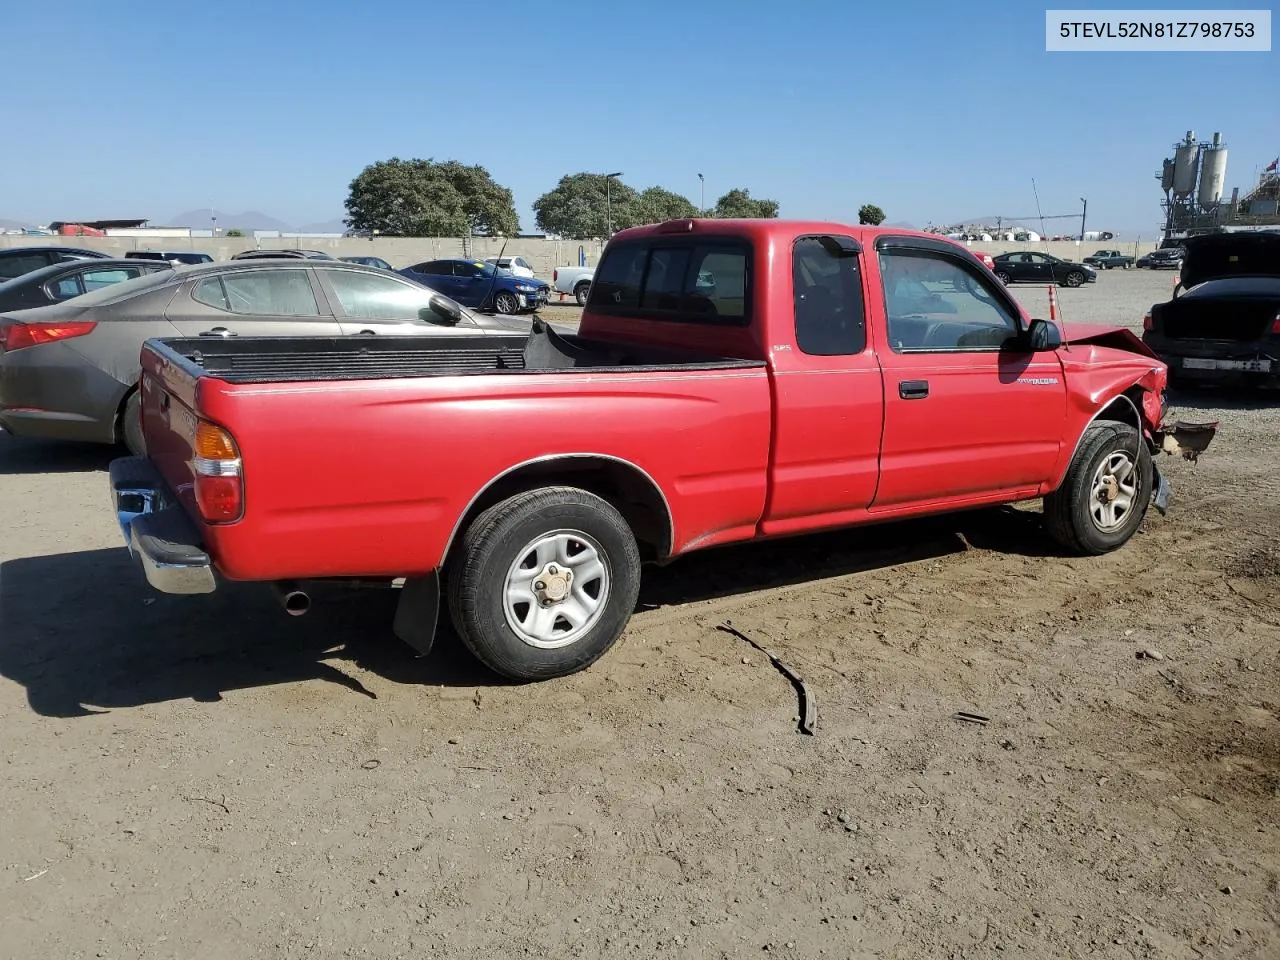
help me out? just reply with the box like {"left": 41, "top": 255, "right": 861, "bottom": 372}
{"left": 0, "top": 234, "right": 1161, "bottom": 276}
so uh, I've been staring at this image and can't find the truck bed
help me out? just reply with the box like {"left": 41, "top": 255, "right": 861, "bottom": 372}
{"left": 154, "top": 323, "right": 762, "bottom": 385}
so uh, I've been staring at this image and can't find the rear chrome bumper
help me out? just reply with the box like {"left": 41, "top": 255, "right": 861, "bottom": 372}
{"left": 109, "top": 456, "right": 216, "bottom": 595}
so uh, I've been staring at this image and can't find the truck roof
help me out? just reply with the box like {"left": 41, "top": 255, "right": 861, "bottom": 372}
{"left": 609, "top": 218, "right": 956, "bottom": 249}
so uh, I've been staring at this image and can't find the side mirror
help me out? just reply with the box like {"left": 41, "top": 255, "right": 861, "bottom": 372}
{"left": 419, "top": 295, "right": 462, "bottom": 326}
{"left": 1026, "top": 318, "right": 1062, "bottom": 351}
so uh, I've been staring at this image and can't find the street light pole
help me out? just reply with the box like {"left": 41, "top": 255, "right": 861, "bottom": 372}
{"left": 1080, "top": 197, "right": 1088, "bottom": 244}
{"left": 697, "top": 173, "right": 704, "bottom": 215}
{"left": 604, "top": 171, "right": 623, "bottom": 237}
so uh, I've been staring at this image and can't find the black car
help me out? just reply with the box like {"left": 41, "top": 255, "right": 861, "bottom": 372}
{"left": 340, "top": 255, "right": 394, "bottom": 270}
{"left": 230, "top": 248, "right": 335, "bottom": 261}
{"left": 0, "top": 258, "right": 173, "bottom": 312}
{"left": 1136, "top": 248, "right": 1184, "bottom": 270}
{"left": 0, "top": 245, "right": 111, "bottom": 281}
{"left": 989, "top": 252, "right": 1097, "bottom": 287}
{"left": 125, "top": 250, "right": 214, "bottom": 265}
{"left": 1141, "top": 231, "right": 1280, "bottom": 387}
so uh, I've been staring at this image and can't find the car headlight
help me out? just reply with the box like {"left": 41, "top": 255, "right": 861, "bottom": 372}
{"left": 515, "top": 283, "right": 535, "bottom": 292}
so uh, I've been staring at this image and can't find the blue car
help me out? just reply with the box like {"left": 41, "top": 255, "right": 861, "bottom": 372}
{"left": 399, "top": 258, "right": 549, "bottom": 314}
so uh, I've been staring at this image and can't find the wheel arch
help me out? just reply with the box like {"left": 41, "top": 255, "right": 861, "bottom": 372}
{"left": 1051, "top": 389, "right": 1147, "bottom": 491}
{"left": 442, "top": 454, "right": 674, "bottom": 567}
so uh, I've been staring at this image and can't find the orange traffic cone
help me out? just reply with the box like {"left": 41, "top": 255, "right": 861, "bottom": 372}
{"left": 1047, "top": 284, "right": 1059, "bottom": 322}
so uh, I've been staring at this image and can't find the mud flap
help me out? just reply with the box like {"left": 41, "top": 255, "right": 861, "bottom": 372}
{"left": 392, "top": 573, "right": 440, "bottom": 658}
{"left": 1152, "top": 463, "right": 1171, "bottom": 516}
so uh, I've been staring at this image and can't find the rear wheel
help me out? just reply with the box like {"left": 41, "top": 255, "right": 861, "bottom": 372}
{"left": 446, "top": 487, "right": 642, "bottom": 680}
{"left": 122, "top": 390, "right": 145, "bottom": 456}
{"left": 574, "top": 281, "right": 590, "bottom": 306}
{"left": 1044, "top": 421, "right": 1152, "bottom": 555}
{"left": 995, "top": 271, "right": 1011, "bottom": 285}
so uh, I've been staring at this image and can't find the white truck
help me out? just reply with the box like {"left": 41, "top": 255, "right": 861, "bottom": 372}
{"left": 552, "top": 265, "right": 593, "bottom": 305}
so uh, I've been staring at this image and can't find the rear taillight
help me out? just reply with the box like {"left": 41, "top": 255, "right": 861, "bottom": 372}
{"left": 193, "top": 420, "right": 243, "bottom": 523}
{"left": 1143, "top": 311, "right": 1153, "bottom": 331}
{"left": 553, "top": 269, "right": 558, "bottom": 283}
{"left": 1272, "top": 312, "right": 1280, "bottom": 334}
{"left": 0, "top": 319, "right": 97, "bottom": 351}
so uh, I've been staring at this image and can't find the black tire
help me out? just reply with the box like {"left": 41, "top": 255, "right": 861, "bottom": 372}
{"left": 1044, "top": 421, "right": 1153, "bottom": 555}
{"left": 492, "top": 291, "right": 519, "bottom": 315}
{"left": 995, "top": 271, "right": 1011, "bottom": 285}
{"left": 1063, "top": 271, "right": 1085, "bottom": 287}
{"left": 122, "top": 390, "right": 145, "bottom": 456}
{"left": 574, "top": 281, "right": 590, "bottom": 306}
{"left": 446, "top": 487, "right": 642, "bottom": 681}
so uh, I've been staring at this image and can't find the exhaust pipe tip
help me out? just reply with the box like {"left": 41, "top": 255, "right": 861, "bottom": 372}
{"left": 272, "top": 580, "right": 311, "bottom": 616}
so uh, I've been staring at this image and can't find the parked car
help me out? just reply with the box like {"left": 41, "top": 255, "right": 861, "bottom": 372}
{"left": 0, "top": 246, "right": 111, "bottom": 281}
{"left": 1137, "top": 248, "right": 1184, "bottom": 270}
{"left": 0, "top": 258, "right": 172, "bottom": 312}
{"left": 552, "top": 265, "right": 594, "bottom": 305}
{"left": 990, "top": 252, "right": 1097, "bottom": 287}
{"left": 1141, "top": 231, "right": 1280, "bottom": 387}
{"left": 0, "top": 260, "right": 542, "bottom": 455}
{"left": 400, "top": 258, "right": 550, "bottom": 314}
{"left": 105, "top": 219, "right": 1214, "bottom": 683}
{"left": 230, "top": 249, "right": 335, "bottom": 260}
{"left": 1083, "top": 249, "right": 1135, "bottom": 270}
{"left": 484, "top": 255, "right": 536, "bottom": 278}
{"left": 339, "top": 255, "right": 394, "bottom": 271}
{"left": 125, "top": 251, "right": 215, "bottom": 265}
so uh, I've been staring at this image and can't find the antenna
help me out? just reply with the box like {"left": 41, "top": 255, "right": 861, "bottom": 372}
{"left": 478, "top": 235, "right": 511, "bottom": 317}
{"left": 1031, "top": 178, "right": 1047, "bottom": 241}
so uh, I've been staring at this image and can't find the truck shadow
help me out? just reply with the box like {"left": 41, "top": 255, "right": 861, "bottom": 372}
{"left": 0, "top": 508, "right": 1054, "bottom": 717}
{"left": 0, "top": 434, "right": 117, "bottom": 476}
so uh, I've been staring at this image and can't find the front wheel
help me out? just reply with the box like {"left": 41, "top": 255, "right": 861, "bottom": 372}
{"left": 447, "top": 487, "right": 642, "bottom": 680}
{"left": 492, "top": 291, "right": 519, "bottom": 315}
{"left": 1063, "top": 271, "right": 1084, "bottom": 287}
{"left": 1043, "top": 421, "right": 1153, "bottom": 555}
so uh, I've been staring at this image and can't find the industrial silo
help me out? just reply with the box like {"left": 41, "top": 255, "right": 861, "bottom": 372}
{"left": 1197, "top": 132, "right": 1229, "bottom": 209}
{"left": 1172, "top": 131, "right": 1200, "bottom": 197}
{"left": 1160, "top": 158, "right": 1175, "bottom": 193}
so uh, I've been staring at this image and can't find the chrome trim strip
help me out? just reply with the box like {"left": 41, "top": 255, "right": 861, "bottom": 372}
{"left": 440, "top": 453, "right": 675, "bottom": 564}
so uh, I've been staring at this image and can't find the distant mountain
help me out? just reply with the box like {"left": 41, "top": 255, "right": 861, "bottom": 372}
{"left": 0, "top": 217, "right": 34, "bottom": 230}
{"left": 167, "top": 209, "right": 294, "bottom": 232}
{"left": 296, "top": 218, "right": 348, "bottom": 234}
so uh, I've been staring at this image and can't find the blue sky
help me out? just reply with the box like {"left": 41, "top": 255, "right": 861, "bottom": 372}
{"left": 1, "top": 1, "right": 1274, "bottom": 237}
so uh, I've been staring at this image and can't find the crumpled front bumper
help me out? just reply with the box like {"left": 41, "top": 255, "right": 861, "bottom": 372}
{"left": 1148, "top": 419, "right": 1219, "bottom": 516}
{"left": 109, "top": 456, "right": 216, "bottom": 595}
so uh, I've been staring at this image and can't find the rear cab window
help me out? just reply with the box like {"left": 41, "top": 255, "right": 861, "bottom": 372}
{"left": 590, "top": 238, "right": 750, "bottom": 324}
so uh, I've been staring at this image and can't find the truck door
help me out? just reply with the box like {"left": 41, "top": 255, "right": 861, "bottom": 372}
{"left": 870, "top": 239, "right": 1067, "bottom": 510}
{"left": 759, "top": 234, "right": 886, "bottom": 537}
{"left": 166, "top": 267, "right": 341, "bottom": 338}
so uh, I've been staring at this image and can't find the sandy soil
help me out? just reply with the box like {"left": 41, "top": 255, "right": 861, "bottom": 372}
{"left": 1, "top": 269, "right": 1276, "bottom": 959}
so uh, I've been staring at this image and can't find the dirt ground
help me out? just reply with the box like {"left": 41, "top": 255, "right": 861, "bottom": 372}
{"left": 1, "top": 269, "right": 1276, "bottom": 959}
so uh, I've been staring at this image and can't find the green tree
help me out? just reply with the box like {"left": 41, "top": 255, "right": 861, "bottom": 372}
{"left": 858, "top": 203, "right": 886, "bottom": 226}
{"left": 711, "top": 188, "right": 780, "bottom": 219}
{"left": 344, "top": 158, "right": 519, "bottom": 237}
{"left": 630, "top": 186, "right": 698, "bottom": 227}
{"left": 533, "top": 173, "right": 641, "bottom": 239}
{"left": 225, "top": 228, "right": 245, "bottom": 238}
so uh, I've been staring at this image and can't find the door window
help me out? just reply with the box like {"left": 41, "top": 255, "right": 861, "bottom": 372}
{"left": 192, "top": 270, "right": 320, "bottom": 316}
{"left": 793, "top": 236, "right": 866, "bottom": 355}
{"left": 880, "top": 250, "right": 1021, "bottom": 352}
{"left": 49, "top": 276, "right": 83, "bottom": 299}
{"left": 410, "top": 260, "right": 450, "bottom": 276}
{"left": 0, "top": 253, "right": 50, "bottom": 279}
{"left": 327, "top": 270, "right": 447, "bottom": 320}
{"left": 454, "top": 261, "right": 487, "bottom": 279}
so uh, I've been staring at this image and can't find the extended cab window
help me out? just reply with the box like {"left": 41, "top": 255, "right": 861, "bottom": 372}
{"left": 879, "top": 250, "right": 1020, "bottom": 352}
{"left": 591, "top": 240, "right": 749, "bottom": 324}
{"left": 793, "top": 236, "right": 866, "bottom": 355}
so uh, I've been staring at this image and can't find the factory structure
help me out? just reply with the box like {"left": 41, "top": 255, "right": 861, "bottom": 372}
{"left": 1159, "top": 130, "right": 1280, "bottom": 241}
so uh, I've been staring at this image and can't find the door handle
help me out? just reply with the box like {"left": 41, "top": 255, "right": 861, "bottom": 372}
{"left": 899, "top": 379, "right": 930, "bottom": 400}
{"left": 356, "top": 329, "right": 377, "bottom": 335}
{"left": 199, "top": 327, "right": 237, "bottom": 338}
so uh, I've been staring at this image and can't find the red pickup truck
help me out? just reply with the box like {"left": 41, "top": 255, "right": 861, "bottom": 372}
{"left": 109, "top": 219, "right": 1215, "bottom": 681}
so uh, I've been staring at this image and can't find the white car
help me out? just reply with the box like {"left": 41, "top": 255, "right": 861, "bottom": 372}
{"left": 483, "top": 256, "right": 536, "bottom": 278}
